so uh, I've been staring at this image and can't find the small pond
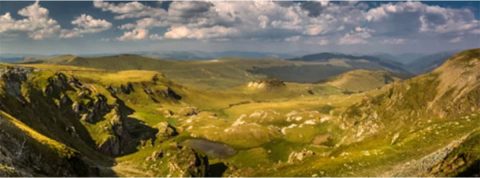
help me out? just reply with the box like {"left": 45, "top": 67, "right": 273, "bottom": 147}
{"left": 183, "top": 139, "right": 237, "bottom": 159}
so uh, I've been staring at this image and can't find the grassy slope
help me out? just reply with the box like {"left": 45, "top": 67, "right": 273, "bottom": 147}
{"left": 206, "top": 49, "right": 479, "bottom": 176}
{"left": 0, "top": 110, "right": 89, "bottom": 176}
{"left": 326, "top": 69, "right": 401, "bottom": 92}
{"left": 16, "top": 61, "right": 353, "bottom": 175}
{"left": 0, "top": 111, "right": 75, "bottom": 157}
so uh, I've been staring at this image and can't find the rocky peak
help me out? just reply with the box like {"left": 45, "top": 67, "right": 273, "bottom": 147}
{"left": 80, "top": 94, "right": 111, "bottom": 123}
{"left": 93, "top": 94, "right": 109, "bottom": 113}
{"left": 68, "top": 76, "right": 83, "bottom": 88}
{"left": 142, "top": 86, "right": 182, "bottom": 103}
{"left": 98, "top": 106, "right": 131, "bottom": 156}
{"left": 44, "top": 72, "right": 72, "bottom": 97}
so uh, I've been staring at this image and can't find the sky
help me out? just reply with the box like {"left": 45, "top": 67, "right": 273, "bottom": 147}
{"left": 0, "top": 0, "right": 479, "bottom": 56}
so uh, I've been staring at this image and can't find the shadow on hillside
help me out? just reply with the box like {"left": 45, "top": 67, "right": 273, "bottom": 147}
{"left": 457, "top": 160, "right": 480, "bottom": 177}
{"left": 114, "top": 99, "right": 158, "bottom": 156}
{"left": 207, "top": 162, "right": 229, "bottom": 177}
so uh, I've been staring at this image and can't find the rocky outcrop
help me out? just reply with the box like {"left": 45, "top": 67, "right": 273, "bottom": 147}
{"left": 98, "top": 105, "right": 134, "bottom": 156}
{"left": 163, "top": 87, "right": 182, "bottom": 100}
{"left": 0, "top": 66, "right": 205, "bottom": 176}
{"left": 166, "top": 146, "right": 209, "bottom": 177}
{"left": 44, "top": 73, "right": 71, "bottom": 98}
{"left": 179, "top": 107, "right": 198, "bottom": 116}
{"left": 68, "top": 77, "right": 83, "bottom": 88}
{"left": 143, "top": 86, "right": 182, "bottom": 103}
{"left": 97, "top": 101, "right": 157, "bottom": 156}
{"left": 429, "top": 153, "right": 469, "bottom": 176}
{"left": 154, "top": 122, "right": 178, "bottom": 143}
{"left": 76, "top": 94, "right": 111, "bottom": 123}
{"left": 312, "top": 134, "right": 333, "bottom": 146}
{"left": 0, "top": 67, "right": 33, "bottom": 102}
{"left": 247, "top": 79, "right": 285, "bottom": 90}
{"left": 427, "top": 131, "right": 480, "bottom": 177}
{"left": 287, "top": 149, "right": 315, "bottom": 163}
{"left": 142, "top": 144, "right": 209, "bottom": 177}
{"left": 120, "top": 83, "right": 134, "bottom": 94}
{"left": 41, "top": 73, "right": 112, "bottom": 124}
{"left": 383, "top": 132, "right": 475, "bottom": 176}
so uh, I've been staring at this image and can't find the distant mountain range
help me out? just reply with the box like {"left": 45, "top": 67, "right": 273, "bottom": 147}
{"left": 372, "top": 53, "right": 425, "bottom": 65}
{"left": 289, "top": 52, "right": 408, "bottom": 74}
{"left": 0, "top": 51, "right": 294, "bottom": 63}
{"left": 405, "top": 51, "right": 455, "bottom": 74}
{"left": 246, "top": 52, "right": 413, "bottom": 83}
{"left": 0, "top": 54, "right": 50, "bottom": 63}
{"left": 1, "top": 50, "right": 460, "bottom": 76}
{"left": 125, "top": 51, "right": 296, "bottom": 60}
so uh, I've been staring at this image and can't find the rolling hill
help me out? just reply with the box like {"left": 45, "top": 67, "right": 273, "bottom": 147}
{"left": 289, "top": 52, "right": 408, "bottom": 74}
{"left": 29, "top": 55, "right": 292, "bottom": 89}
{"left": 32, "top": 54, "right": 175, "bottom": 70}
{"left": 139, "top": 50, "right": 293, "bottom": 60}
{"left": 34, "top": 53, "right": 413, "bottom": 87}
{"left": 326, "top": 69, "right": 401, "bottom": 92}
{"left": 249, "top": 52, "right": 411, "bottom": 83}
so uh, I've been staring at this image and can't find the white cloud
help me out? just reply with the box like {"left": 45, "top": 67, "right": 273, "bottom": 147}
{"left": 60, "top": 14, "right": 111, "bottom": 38}
{"left": 304, "top": 25, "right": 324, "bottom": 36}
{"left": 304, "top": 37, "right": 330, "bottom": 46}
{"left": 164, "top": 25, "right": 238, "bottom": 40}
{"left": 0, "top": 1, "right": 60, "bottom": 40}
{"left": 93, "top": 0, "right": 166, "bottom": 20}
{"left": 419, "top": 5, "right": 479, "bottom": 34}
{"left": 0, "top": 2, "right": 113, "bottom": 40}
{"left": 339, "top": 27, "right": 373, "bottom": 45}
{"left": 449, "top": 37, "right": 462, "bottom": 43}
{"left": 285, "top": 35, "right": 301, "bottom": 42}
{"left": 319, "top": 0, "right": 330, "bottom": 7}
{"left": 317, "top": 39, "right": 330, "bottom": 46}
{"left": 471, "top": 28, "right": 480, "bottom": 34}
{"left": 120, "top": 17, "right": 167, "bottom": 30}
{"left": 118, "top": 28, "right": 149, "bottom": 41}
{"left": 381, "top": 38, "right": 406, "bottom": 45}
{"left": 258, "top": 15, "right": 269, "bottom": 29}
{"left": 366, "top": 1, "right": 479, "bottom": 35}
{"left": 2, "top": 0, "right": 477, "bottom": 45}
{"left": 149, "top": 34, "right": 164, "bottom": 40}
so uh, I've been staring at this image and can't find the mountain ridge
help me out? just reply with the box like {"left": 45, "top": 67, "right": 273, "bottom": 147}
{"left": 289, "top": 52, "right": 410, "bottom": 74}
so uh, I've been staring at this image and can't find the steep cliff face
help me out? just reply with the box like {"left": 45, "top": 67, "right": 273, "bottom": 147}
{"left": 0, "top": 111, "right": 95, "bottom": 176}
{"left": 0, "top": 67, "right": 99, "bottom": 176}
{"left": 97, "top": 101, "right": 158, "bottom": 156}
{"left": 0, "top": 65, "right": 208, "bottom": 176}
{"left": 0, "top": 67, "right": 33, "bottom": 103}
